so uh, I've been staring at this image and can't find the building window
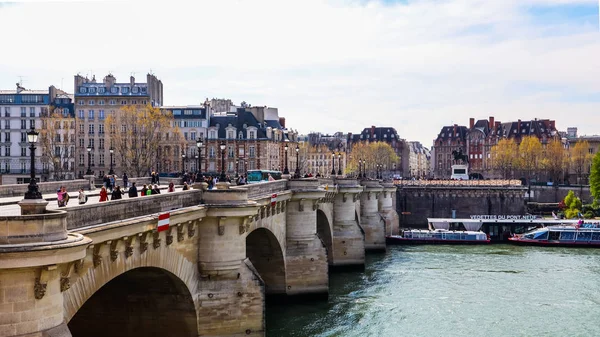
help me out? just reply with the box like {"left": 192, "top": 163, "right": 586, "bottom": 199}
{"left": 99, "top": 138, "right": 104, "bottom": 150}
{"left": 228, "top": 146, "right": 234, "bottom": 158}
{"left": 249, "top": 146, "right": 255, "bottom": 158}
{"left": 191, "top": 132, "right": 196, "bottom": 140}
{"left": 209, "top": 147, "right": 215, "bottom": 158}
{"left": 109, "top": 100, "right": 116, "bottom": 105}
{"left": 98, "top": 100, "right": 105, "bottom": 105}
{"left": 89, "top": 124, "right": 94, "bottom": 135}
{"left": 249, "top": 131, "right": 255, "bottom": 140}
{"left": 30, "top": 120, "right": 34, "bottom": 129}
{"left": 4, "top": 147, "right": 9, "bottom": 156}
{"left": 79, "top": 154, "right": 84, "bottom": 166}
{"left": 88, "top": 100, "right": 95, "bottom": 105}
{"left": 79, "top": 139, "right": 84, "bottom": 148}
{"left": 20, "top": 132, "right": 26, "bottom": 142}
{"left": 99, "top": 124, "right": 104, "bottom": 134}
{"left": 20, "top": 119, "right": 26, "bottom": 129}
{"left": 99, "top": 110, "right": 105, "bottom": 120}
{"left": 4, "top": 107, "right": 10, "bottom": 117}
{"left": 78, "top": 100, "right": 85, "bottom": 105}
{"left": 3, "top": 121, "right": 8, "bottom": 130}
{"left": 210, "top": 131, "right": 216, "bottom": 139}
{"left": 21, "top": 147, "right": 26, "bottom": 157}
{"left": 29, "top": 107, "right": 35, "bottom": 117}
{"left": 88, "top": 110, "right": 94, "bottom": 119}
{"left": 78, "top": 110, "right": 84, "bottom": 119}
{"left": 121, "top": 100, "right": 127, "bottom": 105}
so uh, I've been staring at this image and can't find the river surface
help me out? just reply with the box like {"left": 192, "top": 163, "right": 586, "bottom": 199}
{"left": 266, "top": 245, "right": 600, "bottom": 337}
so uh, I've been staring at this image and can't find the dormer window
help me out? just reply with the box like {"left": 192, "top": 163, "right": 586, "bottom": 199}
{"left": 132, "top": 87, "right": 139, "bottom": 93}
{"left": 522, "top": 129, "right": 526, "bottom": 133}
{"left": 228, "top": 131, "right": 234, "bottom": 139}
{"left": 122, "top": 87, "right": 129, "bottom": 94}
{"left": 210, "top": 130, "right": 216, "bottom": 139}
{"left": 249, "top": 131, "right": 256, "bottom": 139}
{"left": 384, "top": 134, "right": 387, "bottom": 138}
{"left": 89, "top": 87, "right": 96, "bottom": 94}
{"left": 239, "top": 132, "right": 243, "bottom": 139}
{"left": 80, "top": 87, "right": 87, "bottom": 93}
{"left": 99, "top": 87, "right": 106, "bottom": 94}
{"left": 111, "top": 87, "right": 118, "bottom": 94}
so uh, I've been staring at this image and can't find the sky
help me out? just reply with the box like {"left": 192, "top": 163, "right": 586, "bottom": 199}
{"left": 0, "top": 0, "right": 598, "bottom": 146}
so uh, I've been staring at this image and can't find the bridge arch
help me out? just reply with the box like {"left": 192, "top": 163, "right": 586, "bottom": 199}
{"left": 68, "top": 267, "right": 197, "bottom": 337}
{"left": 246, "top": 227, "right": 286, "bottom": 295}
{"left": 316, "top": 209, "right": 333, "bottom": 265}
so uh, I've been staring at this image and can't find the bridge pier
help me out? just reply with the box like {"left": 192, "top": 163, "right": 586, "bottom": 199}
{"left": 360, "top": 180, "right": 386, "bottom": 251}
{"left": 285, "top": 180, "right": 328, "bottom": 297}
{"left": 330, "top": 178, "right": 365, "bottom": 268}
{"left": 198, "top": 188, "right": 264, "bottom": 337}
{"left": 0, "top": 210, "right": 90, "bottom": 337}
{"left": 379, "top": 182, "right": 400, "bottom": 236}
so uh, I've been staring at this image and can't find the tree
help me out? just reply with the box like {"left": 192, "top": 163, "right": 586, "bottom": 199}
{"left": 590, "top": 152, "right": 600, "bottom": 200}
{"left": 542, "top": 138, "right": 567, "bottom": 184}
{"left": 105, "top": 104, "right": 176, "bottom": 177}
{"left": 39, "top": 110, "right": 75, "bottom": 180}
{"left": 347, "top": 142, "right": 399, "bottom": 178}
{"left": 563, "top": 190, "right": 582, "bottom": 219}
{"left": 570, "top": 140, "right": 591, "bottom": 185}
{"left": 517, "top": 136, "right": 543, "bottom": 182}
{"left": 490, "top": 138, "right": 518, "bottom": 178}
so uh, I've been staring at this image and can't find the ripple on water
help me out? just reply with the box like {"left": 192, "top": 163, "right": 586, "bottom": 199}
{"left": 266, "top": 245, "right": 600, "bottom": 337}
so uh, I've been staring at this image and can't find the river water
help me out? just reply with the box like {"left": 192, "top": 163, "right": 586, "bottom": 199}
{"left": 267, "top": 245, "right": 600, "bottom": 337}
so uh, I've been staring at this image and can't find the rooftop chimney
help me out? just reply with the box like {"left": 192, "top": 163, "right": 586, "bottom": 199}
{"left": 453, "top": 124, "right": 457, "bottom": 136}
{"left": 517, "top": 119, "right": 521, "bottom": 134}
{"left": 489, "top": 116, "right": 494, "bottom": 130}
{"left": 469, "top": 118, "right": 475, "bottom": 129}
{"left": 130, "top": 76, "right": 135, "bottom": 86}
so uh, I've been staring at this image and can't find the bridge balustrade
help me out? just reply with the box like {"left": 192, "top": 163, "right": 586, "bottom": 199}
{"left": 394, "top": 179, "right": 522, "bottom": 187}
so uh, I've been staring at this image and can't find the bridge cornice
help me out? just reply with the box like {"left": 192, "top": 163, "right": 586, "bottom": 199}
{"left": 0, "top": 233, "right": 91, "bottom": 269}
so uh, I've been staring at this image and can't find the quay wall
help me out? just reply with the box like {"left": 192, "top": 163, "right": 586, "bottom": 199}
{"left": 530, "top": 185, "right": 591, "bottom": 203}
{"left": 396, "top": 186, "right": 526, "bottom": 228}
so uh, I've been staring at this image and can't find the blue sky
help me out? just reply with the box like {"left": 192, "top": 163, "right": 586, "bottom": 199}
{"left": 0, "top": 0, "right": 598, "bottom": 145}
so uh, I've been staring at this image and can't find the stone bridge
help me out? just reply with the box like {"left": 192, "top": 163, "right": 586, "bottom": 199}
{"left": 0, "top": 178, "right": 398, "bottom": 337}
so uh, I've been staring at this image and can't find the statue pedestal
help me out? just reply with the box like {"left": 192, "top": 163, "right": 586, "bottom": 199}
{"left": 18, "top": 198, "right": 49, "bottom": 215}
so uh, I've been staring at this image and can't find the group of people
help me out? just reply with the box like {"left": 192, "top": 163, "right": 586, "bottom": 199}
{"left": 102, "top": 173, "right": 128, "bottom": 192}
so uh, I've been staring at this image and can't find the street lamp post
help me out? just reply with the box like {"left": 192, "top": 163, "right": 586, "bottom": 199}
{"left": 24, "top": 126, "right": 41, "bottom": 199}
{"left": 181, "top": 153, "right": 186, "bottom": 175}
{"left": 337, "top": 153, "right": 342, "bottom": 175}
{"left": 235, "top": 159, "right": 239, "bottom": 176}
{"left": 358, "top": 159, "right": 362, "bottom": 179}
{"left": 363, "top": 160, "right": 367, "bottom": 178}
{"left": 109, "top": 147, "right": 114, "bottom": 175}
{"left": 331, "top": 152, "right": 335, "bottom": 176}
{"left": 283, "top": 143, "right": 289, "bottom": 174}
{"left": 86, "top": 146, "right": 92, "bottom": 175}
{"left": 295, "top": 145, "right": 300, "bottom": 177}
{"left": 219, "top": 141, "right": 226, "bottom": 182}
{"left": 196, "top": 137, "right": 203, "bottom": 182}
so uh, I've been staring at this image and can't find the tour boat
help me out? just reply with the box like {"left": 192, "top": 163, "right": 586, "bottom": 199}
{"left": 508, "top": 223, "right": 600, "bottom": 247}
{"left": 386, "top": 218, "right": 490, "bottom": 245}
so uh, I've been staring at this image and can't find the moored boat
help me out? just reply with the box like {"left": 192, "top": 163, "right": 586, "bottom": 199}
{"left": 387, "top": 218, "right": 490, "bottom": 245}
{"left": 508, "top": 223, "right": 600, "bottom": 247}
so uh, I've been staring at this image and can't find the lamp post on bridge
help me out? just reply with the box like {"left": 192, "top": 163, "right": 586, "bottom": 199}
{"left": 219, "top": 141, "right": 226, "bottom": 182}
{"left": 181, "top": 153, "right": 186, "bottom": 176}
{"left": 86, "top": 146, "right": 93, "bottom": 176}
{"left": 331, "top": 152, "right": 335, "bottom": 176}
{"left": 196, "top": 137, "right": 203, "bottom": 182}
{"left": 108, "top": 147, "right": 114, "bottom": 175}
{"left": 24, "top": 126, "right": 41, "bottom": 199}
{"left": 337, "top": 153, "right": 342, "bottom": 176}
{"left": 283, "top": 143, "right": 289, "bottom": 174}
{"left": 358, "top": 159, "right": 362, "bottom": 179}
{"left": 295, "top": 145, "right": 300, "bottom": 177}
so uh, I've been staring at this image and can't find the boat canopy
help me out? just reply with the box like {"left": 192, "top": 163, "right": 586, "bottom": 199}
{"left": 427, "top": 218, "right": 483, "bottom": 231}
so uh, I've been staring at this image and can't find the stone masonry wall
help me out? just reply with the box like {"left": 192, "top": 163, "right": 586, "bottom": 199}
{"left": 397, "top": 186, "right": 527, "bottom": 228}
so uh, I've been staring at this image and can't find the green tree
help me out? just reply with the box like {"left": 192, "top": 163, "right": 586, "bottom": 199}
{"left": 563, "top": 190, "right": 582, "bottom": 219}
{"left": 348, "top": 142, "right": 399, "bottom": 178}
{"left": 589, "top": 152, "right": 600, "bottom": 200}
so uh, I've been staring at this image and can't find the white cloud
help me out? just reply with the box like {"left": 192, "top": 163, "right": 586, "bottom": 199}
{"left": 0, "top": 0, "right": 598, "bottom": 145}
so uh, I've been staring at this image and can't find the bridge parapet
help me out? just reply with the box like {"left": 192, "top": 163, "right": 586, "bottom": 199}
{"left": 394, "top": 179, "right": 522, "bottom": 187}
{"left": 66, "top": 189, "right": 203, "bottom": 230}
{"left": 231, "top": 180, "right": 288, "bottom": 200}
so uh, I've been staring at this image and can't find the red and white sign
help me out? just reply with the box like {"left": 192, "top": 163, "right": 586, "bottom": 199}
{"left": 271, "top": 193, "right": 277, "bottom": 206}
{"left": 157, "top": 212, "right": 170, "bottom": 232}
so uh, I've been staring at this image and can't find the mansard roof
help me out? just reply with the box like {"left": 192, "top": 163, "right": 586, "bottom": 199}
{"left": 209, "top": 109, "right": 288, "bottom": 140}
{"left": 436, "top": 125, "right": 468, "bottom": 141}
